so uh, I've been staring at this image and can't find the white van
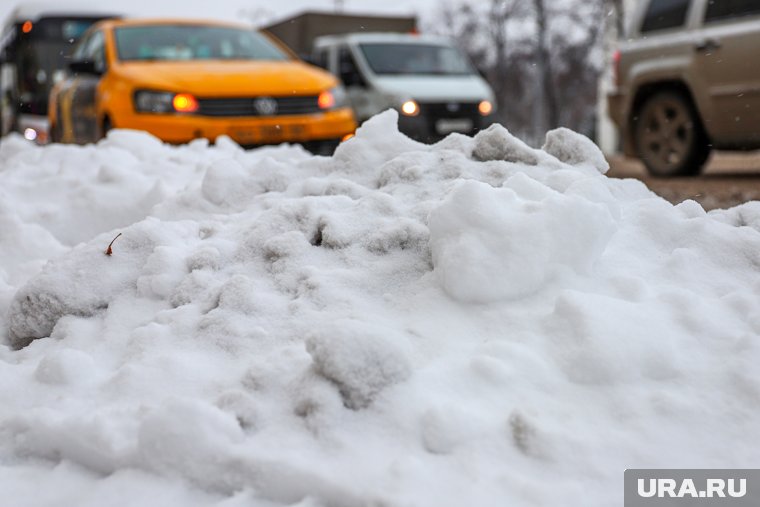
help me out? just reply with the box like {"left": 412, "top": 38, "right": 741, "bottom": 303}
{"left": 312, "top": 33, "right": 496, "bottom": 142}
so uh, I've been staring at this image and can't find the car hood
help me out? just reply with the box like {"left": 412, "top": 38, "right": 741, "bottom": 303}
{"left": 372, "top": 74, "right": 494, "bottom": 102}
{"left": 114, "top": 60, "right": 337, "bottom": 96}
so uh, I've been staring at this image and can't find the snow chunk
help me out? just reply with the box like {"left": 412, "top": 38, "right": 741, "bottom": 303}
{"left": 305, "top": 321, "right": 412, "bottom": 409}
{"left": 138, "top": 398, "right": 245, "bottom": 491}
{"left": 429, "top": 179, "right": 616, "bottom": 302}
{"left": 6, "top": 220, "right": 195, "bottom": 348}
{"left": 542, "top": 127, "right": 609, "bottom": 174}
{"left": 472, "top": 124, "right": 540, "bottom": 165}
{"left": 99, "top": 129, "right": 166, "bottom": 160}
{"left": 333, "top": 110, "right": 426, "bottom": 170}
{"left": 34, "top": 348, "right": 97, "bottom": 385}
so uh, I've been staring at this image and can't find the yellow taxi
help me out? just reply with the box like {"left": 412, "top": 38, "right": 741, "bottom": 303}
{"left": 48, "top": 18, "right": 356, "bottom": 151}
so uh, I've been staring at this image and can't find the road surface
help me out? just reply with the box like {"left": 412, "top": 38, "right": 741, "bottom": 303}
{"left": 607, "top": 152, "right": 760, "bottom": 210}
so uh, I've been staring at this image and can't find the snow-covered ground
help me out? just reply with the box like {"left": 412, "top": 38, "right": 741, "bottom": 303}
{"left": 1, "top": 111, "right": 759, "bottom": 506}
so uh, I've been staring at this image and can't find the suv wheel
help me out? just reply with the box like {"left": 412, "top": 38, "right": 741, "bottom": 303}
{"left": 633, "top": 91, "right": 710, "bottom": 177}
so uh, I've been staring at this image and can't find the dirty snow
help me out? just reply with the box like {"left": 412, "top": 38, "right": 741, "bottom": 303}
{"left": 1, "top": 110, "right": 759, "bottom": 506}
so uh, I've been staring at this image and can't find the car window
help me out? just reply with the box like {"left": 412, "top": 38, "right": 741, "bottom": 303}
{"left": 114, "top": 25, "right": 287, "bottom": 62}
{"left": 338, "top": 47, "right": 365, "bottom": 86}
{"left": 312, "top": 48, "right": 328, "bottom": 69}
{"left": 72, "top": 31, "right": 92, "bottom": 60}
{"left": 85, "top": 31, "right": 106, "bottom": 72}
{"left": 704, "top": 0, "right": 760, "bottom": 23}
{"left": 641, "top": 0, "right": 692, "bottom": 33}
{"left": 359, "top": 43, "right": 475, "bottom": 76}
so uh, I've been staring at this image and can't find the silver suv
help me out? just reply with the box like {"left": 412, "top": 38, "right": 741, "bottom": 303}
{"left": 608, "top": 0, "right": 760, "bottom": 176}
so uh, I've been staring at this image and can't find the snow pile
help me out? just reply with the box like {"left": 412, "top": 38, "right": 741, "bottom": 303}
{"left": 1, "top": 110, "right": 760, "bottom": 507}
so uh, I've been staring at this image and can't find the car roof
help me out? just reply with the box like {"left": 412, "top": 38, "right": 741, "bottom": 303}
{"left": 96, "top": 18, "right": 255, "bottom": 31}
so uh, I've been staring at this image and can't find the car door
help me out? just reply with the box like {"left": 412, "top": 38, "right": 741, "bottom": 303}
{"left": 69, "top": 29, "right": 106, "bottom": 143}
{"left": 694, "top": 0, "right": 760, "bottom": 146}
{"left": 337, "top": 46, "right": 376, "bottom": 122}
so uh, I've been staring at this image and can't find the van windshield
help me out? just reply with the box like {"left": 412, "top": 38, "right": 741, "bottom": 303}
{"left": 359, "top": 43, "right": 475, "bottom": 76}
{"left": 114, "top": 25, "right": 288, "bottom": 62}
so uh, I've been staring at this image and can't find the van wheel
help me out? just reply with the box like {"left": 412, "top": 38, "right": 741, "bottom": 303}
{"left": 633, "top": 91, "right": 710, "bottom": 177}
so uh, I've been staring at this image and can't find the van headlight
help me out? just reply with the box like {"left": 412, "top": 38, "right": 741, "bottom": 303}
{"left": 318, "top": 86, "right": 348, "bottom": 110}
{"left": 400, "top": 100, "right": 419, "bottom": 116}
{"left": 385, "top": 94, "right": 420, "bottom": 116}
{"left": 478, "top": 100, "right": 494, "bottom": 116}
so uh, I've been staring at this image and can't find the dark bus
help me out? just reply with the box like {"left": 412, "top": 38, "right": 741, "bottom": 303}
{"left": 0, "top": 5, "right": 119, "bottom": 143}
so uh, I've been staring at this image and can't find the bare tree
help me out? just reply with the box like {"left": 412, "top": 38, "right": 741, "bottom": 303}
{"left": 430, "top": 0, "right": 612, "bottom": 144}
{"left": 532, "top": 0, "right": 558, "bottom": 139}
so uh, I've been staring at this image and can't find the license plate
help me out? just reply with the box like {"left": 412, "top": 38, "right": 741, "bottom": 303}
{"left": 435, "top": 118, "right": 473, "bottom": 134}
{"left": 230, "top": 124, "right": 307, "bottom": 144}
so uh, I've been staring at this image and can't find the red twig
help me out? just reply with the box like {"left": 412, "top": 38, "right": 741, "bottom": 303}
{"left": 105, "top": 233, "right": 122, "bottom": 256}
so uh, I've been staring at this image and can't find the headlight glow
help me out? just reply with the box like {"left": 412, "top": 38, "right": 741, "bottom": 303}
{"left": 134, "top": 91, "right": 199, "bottom": 114}
{"left": 401, "top": 100, "right": 419, "bottom": 116}
{"left": 318, "top": 90, "right": 335, "bottom": 109}
{"left": 478, "top": 100, "right": 494, "bottom": 116}
{"left": 172, "top": 93, "right": 199, "bottom": 113}
{"left": 319, "top": 86, "right": 348, "bottom": 110}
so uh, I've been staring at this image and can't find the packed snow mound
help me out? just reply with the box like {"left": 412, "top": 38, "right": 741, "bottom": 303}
{"left": 2, "top": 110, "right": 760, "bottom": 507}
{"left": 429, "top": 178, "right": 616, "bottom": 302}
{"left": 305, "top": 320, "right": 412, "bottom": 409}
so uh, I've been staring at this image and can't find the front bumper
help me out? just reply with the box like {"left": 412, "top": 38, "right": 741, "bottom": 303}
{"left": 397, "top": 109, "right": 492, "bottom": 143}
{"left": 114, "top": 107, "right": 356, "bottom": 146}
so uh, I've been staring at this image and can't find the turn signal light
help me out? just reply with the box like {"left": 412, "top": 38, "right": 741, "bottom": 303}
{"left": 173, "top": 93, "right": 199, "bottom": 113}
{"left": 22, "top": 21, "right": 33, "bottom": 33}
{"left": 478, "top": 100, "right": 493, "bottom": 116}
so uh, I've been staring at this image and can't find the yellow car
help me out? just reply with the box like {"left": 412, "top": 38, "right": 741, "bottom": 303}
{"left": 49, "top": 18, "right": 356, "bottom": 151}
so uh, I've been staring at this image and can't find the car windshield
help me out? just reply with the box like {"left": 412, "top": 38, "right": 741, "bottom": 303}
{"left": 114, "top": 25, "right": 288, "bottom": 62}
{"left": 358, "top": 42, "right": 475, "bottom": 76}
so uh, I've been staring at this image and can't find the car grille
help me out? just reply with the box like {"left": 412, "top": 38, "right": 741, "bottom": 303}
{"left": 420, "top": 102, "right": 480, "bottom": 119}
{"left": 196, "top": 96, "right": 321, "bottom": 117}
{"left": 419, "top": 102, "right": 481, "bottom": 137}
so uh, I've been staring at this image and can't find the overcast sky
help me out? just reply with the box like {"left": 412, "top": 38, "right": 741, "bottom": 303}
{"left": 2, "top": 0, "right": 440, "bottom": 28}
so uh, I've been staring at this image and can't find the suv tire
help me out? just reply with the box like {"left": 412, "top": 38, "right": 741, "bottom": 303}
{"left": 633, "top": 91, "right": 710, "bottom": 177}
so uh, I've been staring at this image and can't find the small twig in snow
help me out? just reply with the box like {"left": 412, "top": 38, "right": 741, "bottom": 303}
{"left": 105, "top": 233, "right": 122, "bottom": 256}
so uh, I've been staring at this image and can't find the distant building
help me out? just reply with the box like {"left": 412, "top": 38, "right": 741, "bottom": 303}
{"left": 263, "top": 11, "right": 417, "bottom": 58}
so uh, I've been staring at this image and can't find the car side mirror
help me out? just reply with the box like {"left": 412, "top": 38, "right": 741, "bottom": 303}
{"left": 69, "top": 59, "right": 102, "bottom": 76}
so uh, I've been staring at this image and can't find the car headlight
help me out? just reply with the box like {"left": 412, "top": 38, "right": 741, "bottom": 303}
{"left": 134, "top": 90, "right": 199, "bottom": 113}
{"left": 478, "top": 100, "right": 494, "bottom": 116}
{"left": 400, "top": 99, "right": 419, "bottom": 116}
{"left": 318, "top": 86, "right": 348, "bottom": 110}
{"left": 384, "top": 94, "right": 420, "bottom": 117}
